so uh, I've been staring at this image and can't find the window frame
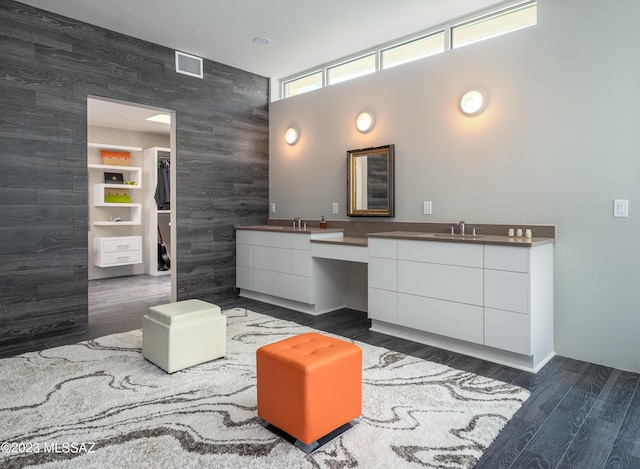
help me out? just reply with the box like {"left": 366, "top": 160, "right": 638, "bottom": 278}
{"left": 281, "top": 0, "right": 537, "bottom": 100}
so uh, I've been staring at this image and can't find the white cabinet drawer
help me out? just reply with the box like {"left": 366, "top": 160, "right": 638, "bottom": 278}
{"left": 398, "top": 260, "right": 483, "bottom": 306}
{"left": 485, "top": 308, "right": 531, "bottom": 355}
{"left": 291, "top": 250, "right": 311, "bottom": 276}
{"left": 369, "top": 238, "right": 397, "bottom": 259}
{"left": 251, "top": 269, "right": 290, "bottom": 298}
{"left": 369, "top": 257, "right": 397, "bottom": 291}
{"left": 102, "top": 236, "right": 141, "bottom": 253}
{"left": 290, "top": 275, "right": 313, "bottom": 303}
{"left": 369, "top": 288, "right": 397, "bottom": 323}
{"left": 236, "top": 243, "right": 251, "bottom": 268}
{"left": 484, "top": 269, "right": 529, "bottom": 313}
{"left": 94, "top": 236, "right": 141, "bottom": 267}
{"left": 291, "top": 234, "right": 311, "bottom": 250}
{"left": 484, "top": 245, "right": 529, "bottom": 272}
{"left": 398, "top": 293, "right": 484, "bottom": 344}
{"left": 252, "top": 246, "right": 291, "bottom": 273}
{"left": 236, "top": 266, "right": 251, "bottom": 289}
{"left": 101, "top": 250, "right": 141, "bottom": 266}
{"left": 238, "top": 230, "right": 292, "bottom": 248}
{"left": 398, "top": 240, "right": 483, "bottom": 268}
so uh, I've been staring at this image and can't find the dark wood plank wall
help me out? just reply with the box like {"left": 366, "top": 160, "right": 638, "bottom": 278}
{"left": 0, "top": 0, "right": 269, "bottom": 344}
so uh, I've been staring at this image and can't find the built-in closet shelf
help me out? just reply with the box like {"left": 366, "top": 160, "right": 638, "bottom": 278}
{"left": 87, "top": 142, "right": 143, "bottom": 152}
{"left": 87, "top": 164, "right": 142, "bottom": 186}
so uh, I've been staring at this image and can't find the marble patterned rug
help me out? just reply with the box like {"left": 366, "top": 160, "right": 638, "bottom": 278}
{"left": 0, "top": 308, "right": 529, "bottom": 468}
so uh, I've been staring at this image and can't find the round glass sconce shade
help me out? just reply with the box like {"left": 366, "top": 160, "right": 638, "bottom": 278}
{"left": 460, "top": 90, "right": 485, "bottom": 116}
{"left": 356, "top": 112, "right": 375, "bottom": 133}
{"left": 285, "top": 126, "right": 299, "bottom": 145}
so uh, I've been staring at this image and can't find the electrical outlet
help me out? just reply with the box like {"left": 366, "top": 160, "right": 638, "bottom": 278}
{"left": 270, "top": 203, "right": 276, "bottom": 213}
{"left": 423, "top": 201, "right": 432, "bottom": 215}
{"left": 332, "top": 203, "right": 339, "bottom": 215}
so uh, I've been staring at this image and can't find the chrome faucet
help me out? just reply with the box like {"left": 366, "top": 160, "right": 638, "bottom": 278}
{"left": 293, "top": 217, "right": 302, "bottom": 229}
{"left": 458, "top": 221, "right": 465, "bottom": 236}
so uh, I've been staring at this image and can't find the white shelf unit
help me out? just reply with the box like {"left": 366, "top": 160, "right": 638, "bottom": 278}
{"left": 88, "top": 164, "right": 143, "bottom": 226}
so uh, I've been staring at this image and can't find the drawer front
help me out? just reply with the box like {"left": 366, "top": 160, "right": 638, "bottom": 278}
{"left": 236, "top": 243, "right": 251, "bottom": 268}
{"left": 251, "top": 269, "right": 290, "bottom": 298}
{"left": 291, "top": 250, "right": 311, "bottom": 277}
{"left": 252, "top": 246, "right": 291, "bottom": 273}
{"left": 484, "top": 270, "right": 529, "bottom": 313}
{"left": 290, "top": 275, "right": 313, "bottom": 303}
{"left": 236, "top": 266, "right": 251, "bottom": 289}
{"left": 484, "top": 308, "right": 531, "bottom": 355}
{"left": 237, "top": 230, "right": 291, "bottom": 249}
{"left": 369, "top": 288, "right": 398, "bottom": 324}
{"left": 102, "top": 250, "right": 141, "bottom": 266}
{"left": 398, "top": 293, "right": 484, "bottom": 345}
{"left": 236, "top": 230, "right": 253, "bottom": 245}
{"left": 102, "top": 237, "right": 141, "bottom": 253}
{"left": 484, "top": 245, "right": 529, "bottom": 272}
{"left": 398, "top": 240, "right": 483, "bottom": 268}
{"left": 369, "top": 257, "right": 397, "bottom": 291}
{"left": 369, "top": 238, "right": 397, "bottom": 259}
{"left": 291, "top": 233, "right": 311, "bottom": 251}
{"left": 398, "top": 260, "right": 483, "bottom": 306}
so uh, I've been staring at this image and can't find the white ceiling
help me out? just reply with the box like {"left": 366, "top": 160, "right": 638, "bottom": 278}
{"left": 88, "top": 98, "right": 172, "bottom": 135}
{"left": 18, "top": 0, "right": 506, "bottom": 80}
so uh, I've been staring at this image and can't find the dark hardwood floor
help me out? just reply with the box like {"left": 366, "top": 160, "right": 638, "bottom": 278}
{"left": 1, "top": 275, "right": 638, "bottom": 468}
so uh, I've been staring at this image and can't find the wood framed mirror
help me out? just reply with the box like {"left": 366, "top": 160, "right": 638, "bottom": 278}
{"left": 347, "top": 144, "right": 395, "bottom": 217}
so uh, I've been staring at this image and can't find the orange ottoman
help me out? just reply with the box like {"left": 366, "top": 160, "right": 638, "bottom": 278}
{"left": 256, "top": 332, "right": 362, "bottom": 449}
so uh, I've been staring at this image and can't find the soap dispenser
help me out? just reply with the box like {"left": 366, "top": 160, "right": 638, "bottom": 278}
{"left": 319, "top": 216, "right": 327, "bottom": 229}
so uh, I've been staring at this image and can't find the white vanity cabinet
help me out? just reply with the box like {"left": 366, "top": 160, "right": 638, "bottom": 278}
{"left": 397, "top": 240, "right": 484, "bottom": 345}
{"left": 483, "top": 244, "right": 554, "bottom": 358}
{"left": 236, "top": 229, "right": 345, "bottom": 314}
{"left": 368, "top": 238, "right": 398, "bottom": 324}
{"left": 367, "top": 236, "right": 554, "bottom": 372}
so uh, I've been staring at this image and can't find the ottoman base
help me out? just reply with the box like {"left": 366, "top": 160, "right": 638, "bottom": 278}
{"left": 264, "top": 419, "right": 359, "bottom": 454}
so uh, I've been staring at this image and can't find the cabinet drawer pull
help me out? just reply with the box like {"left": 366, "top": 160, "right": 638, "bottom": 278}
{"left": 117, "top": 244, "right": 131, "bottom": 249}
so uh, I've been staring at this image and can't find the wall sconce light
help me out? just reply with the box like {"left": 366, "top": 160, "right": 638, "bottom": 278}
{"left": 285, "top": 126, "right": 299, "bottom": 145}
{"left": 459, "top": 90, "right": 487, "bottom": 116}
{"left": 356, "top": 111, "right": 375, "bottom": 133}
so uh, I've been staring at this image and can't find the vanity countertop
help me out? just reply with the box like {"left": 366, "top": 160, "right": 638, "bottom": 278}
{"left": 235, "top": 226, "right": 554, "bottom": 247}
{"left": 366, "top": 231, "right": 555, "bottom": 247}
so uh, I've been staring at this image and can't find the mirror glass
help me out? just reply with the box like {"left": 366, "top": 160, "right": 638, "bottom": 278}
{"left": 347, "top": 144, "right": 394, "bottom": 217}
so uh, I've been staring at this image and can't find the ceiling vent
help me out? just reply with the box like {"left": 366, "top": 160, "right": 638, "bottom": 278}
{"left": 175, "top": 51, "right": 203, "bottom": 79}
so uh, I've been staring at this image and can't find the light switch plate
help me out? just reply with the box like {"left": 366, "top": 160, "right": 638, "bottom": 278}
{"left": 614, "top": 199, "right": 628, "bottom": 218}
{"left": 423, "top": 201, "right": 432, "bottom": 215}
{"left": 332, "top": 203, "right": 339, "bottom": 215}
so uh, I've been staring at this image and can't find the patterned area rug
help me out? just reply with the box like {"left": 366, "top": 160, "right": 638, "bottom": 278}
{"left": 0, "top": 308, "right": 529, "bottom": 468}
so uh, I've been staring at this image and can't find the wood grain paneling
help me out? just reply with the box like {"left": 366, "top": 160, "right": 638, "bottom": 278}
{"left": 0, "top": 0, "right": 269, "bottom": 344}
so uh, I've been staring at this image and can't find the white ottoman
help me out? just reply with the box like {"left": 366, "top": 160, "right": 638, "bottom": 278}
{"left": 142, "top": 299, "right": 226, "bottom": 373}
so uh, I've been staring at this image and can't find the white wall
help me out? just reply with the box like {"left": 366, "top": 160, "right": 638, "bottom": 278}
{"left": 269, "top": 0, "right": 640, "bottom": 373}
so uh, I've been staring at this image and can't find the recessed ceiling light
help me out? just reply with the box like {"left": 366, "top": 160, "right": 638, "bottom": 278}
{"left": 253, "top": 36, "right": 271, "bottom": 45}
{"left": 146, "top": 113, "right": 171, "bottom": 124}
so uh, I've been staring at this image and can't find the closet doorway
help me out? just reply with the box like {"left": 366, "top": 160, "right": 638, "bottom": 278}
{"left": 87, "top": 97, "right": 176, "bottom": 323}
